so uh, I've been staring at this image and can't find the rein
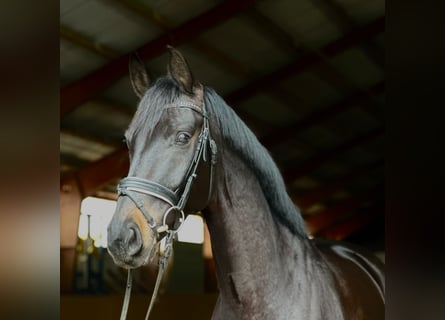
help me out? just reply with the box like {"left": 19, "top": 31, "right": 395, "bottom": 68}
{"left": 117, "top": 99, "right": 217, "bottom": 320}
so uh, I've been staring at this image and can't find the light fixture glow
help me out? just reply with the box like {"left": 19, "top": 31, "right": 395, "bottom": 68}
{"left": 78, "top": 197, "right": 116, "bottom": 248}
{"left": 77, "top": 214, "right": 89, "bottom": 240}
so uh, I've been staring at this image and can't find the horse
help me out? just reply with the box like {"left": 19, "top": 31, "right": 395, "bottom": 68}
{"left": 107, "top": 46, "right": 385, "bottom": 319}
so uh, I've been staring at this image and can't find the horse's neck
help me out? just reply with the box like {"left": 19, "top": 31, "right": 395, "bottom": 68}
{"left": 205, "top": 149, "right": 331, "bottom": 318}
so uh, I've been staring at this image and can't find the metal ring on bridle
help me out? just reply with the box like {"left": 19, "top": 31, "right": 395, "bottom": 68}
{"left": 162, "top": 206, "right": 185, "bottom": 234}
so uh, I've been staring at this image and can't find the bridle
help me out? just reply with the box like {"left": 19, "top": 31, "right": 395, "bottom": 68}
{"left": 117, "top": 98, "right": 217, "bottom": 320}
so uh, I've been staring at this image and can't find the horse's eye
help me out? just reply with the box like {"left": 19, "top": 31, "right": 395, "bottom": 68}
{"left": 176, "top": 132, "right": 191, "bottom": 145}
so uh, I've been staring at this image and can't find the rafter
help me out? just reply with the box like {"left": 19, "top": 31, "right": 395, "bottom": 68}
{"left": 304, "top": 187, "right": 381, "bottom": 235}
{"left": 283, "top": 127, "right": 384, "bottom": 184}
{"left": 261, "top": 81, "right": 384, "bottom": 148}
{"left": 60, "top": 24, "right": 120, "bottom": 60}
{"left": 244, "top": 8, "right": 302, "bottom": 56}
{"left": 312, "top": 0, "right": 384, "bottom": 67}
{"left": 225, "top": 16, "right": 384, "bottom": 105}
{"left": 112, "top": 0, "right": 255, "bottom": 79}
{"left": 60, "top": 17, "right": 384, "bottom": 197}
{"left": 60, "top": 148, "right": 129, "bottom": 198}
{"left": 293, "top": 159, "right": 383, "bottom": 211}
{"left": 243, "top": 8, "right": 381, "bottom": 104}
{"left": 317, "top": 207, "right": 383, "bottom": 240}
{"left": 60, "top": 0, "right": 258, "bottom": 117}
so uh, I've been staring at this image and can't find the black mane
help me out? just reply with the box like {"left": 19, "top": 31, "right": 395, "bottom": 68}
{"left": 204, "top": 86, "right": 308, "bottom": 237}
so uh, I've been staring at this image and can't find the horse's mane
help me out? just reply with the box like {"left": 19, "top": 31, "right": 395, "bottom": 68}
{"left": 129, "top": 76, "right": 308, "bottom": 237}
{"left": 204, "top": 87, "right": 308, "bottom": 238}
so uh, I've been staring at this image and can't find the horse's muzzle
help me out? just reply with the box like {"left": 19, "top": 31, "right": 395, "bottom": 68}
{"left": 107, "top": 220, "right": 144, "bottom": 268}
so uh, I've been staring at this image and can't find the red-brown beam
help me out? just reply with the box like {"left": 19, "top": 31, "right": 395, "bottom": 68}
{"left": 60, "top": 0, "right": 258, "bottom": 116}
{"left": 225, "top": 16, "right": 384, "bottom": 105}
{"left": 312, "top": 0, "right": 384, "bottom": 67}
{"left": 261, "top": 81, "right": 384, "bottom": 148}
{"left": 294, "top": 159, "right": 384, "bottom": 211}
{"left": 61, "top": 15, "right": 384, "bottom": 196}
{"left": 318, "top": 209, "right": 383, "bottom": 240}
{"left": 242, "top": 8, "right": 381, "bottom": 111}
{"left": 60, "top": 148, "right": 129, "bottom": 198}
{"left": 112, "top": 0, "right": 255, "bottom": 79}
{"left": 304, "top": 188, "right": 380, "bottom": 235}
{"left": 283, "top": 127, "right": 384, "bottom": 184}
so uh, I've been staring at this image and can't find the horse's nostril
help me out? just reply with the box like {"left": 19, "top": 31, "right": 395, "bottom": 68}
{"left": 126, "top": 224, "right": 143, "bottom": 256}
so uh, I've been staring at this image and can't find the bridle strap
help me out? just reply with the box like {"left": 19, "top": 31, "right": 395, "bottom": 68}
{"left": 119, "top": 269, "right": 133, "bottom": 320}
{"left": 144, "top": 232, "right": 173, "bottom": 320}
{"left": 118, "top": 178, "right": 179, "bottom": 229}
{"left": 119, "top": 177, "right": 178, "bottom": 206}
{"left": 119, "top": 233, "right": 174, "bottom": 320}
{"left": 118, "top": 98, "right": 217, "bottom": 320}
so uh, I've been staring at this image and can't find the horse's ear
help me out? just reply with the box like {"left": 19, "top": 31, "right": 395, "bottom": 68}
{"left": 129, "top": 53, "right": 150, "bottom": 99}
{"left": 167, "top": 45, "right": 194, "bottom": 94}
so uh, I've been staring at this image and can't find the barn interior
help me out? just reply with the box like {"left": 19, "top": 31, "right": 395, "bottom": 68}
{"left": 60, "top": 0, "right": 385, "bottom": 318}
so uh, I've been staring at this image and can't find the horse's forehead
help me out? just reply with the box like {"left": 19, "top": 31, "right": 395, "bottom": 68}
{"left": 128, "top": 101, "right": 200, "bottom": 140}
{"left": 129, "top": 100, "right": 171, "bottom": 129}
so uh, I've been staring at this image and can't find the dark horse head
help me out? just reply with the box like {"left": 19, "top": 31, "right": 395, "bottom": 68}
{"left": 107, "top": 47, "right": 216, "bottom": 268}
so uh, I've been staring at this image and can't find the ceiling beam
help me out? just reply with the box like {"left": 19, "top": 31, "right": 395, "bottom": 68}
{"left": 293, "top": 159, "right": 383, "bottom": 210}
{"left": 105, "top": 0, "right": 261, "bottom": 128}
{"left": 60, "top": 153, "right": 91, "bottom": 169}
{"left": 60, "top": 24, "right": 120, "bottom": 59}
{"left": 304, "top": 187, "right": 381, "bottom": 235}
{"left": 243, "top": 8, "right": 302, "bottom": 56}
{"left": 61, "top": 126, "right": 123, "bottom": 148}
{"left": 312, "top": 0, "right": 384, "bottom": 67}
{"left": 312, "top": 0, "right": 357, "bottom": 33}
{"left": 60, "top": 148, "right": 129, "bottom": 198}
{"left": 261, "top": 81, "right": 384, "bottom": 148}
{"left": 225, "top": 16, "right": 384, "bottom": 105}
{"left": 317, "top": 207, "right": 383, "bottom": 240}
{"left": 60, "top": 0, "right": 258, "bottom": 117}
{"left": 112, "top": 0, "right": 255, "bottom": 79}
{"left": 60, "top": 18, "right": 384, "bottom": 197}
{"left": 243, "top": 8, "right": 381, "bottom": 106}
{"left": 110, "top": 0, "right": 318, "bottom": 129}
{"left": 283, "top": 126, "right": 384, "bottom": 184}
